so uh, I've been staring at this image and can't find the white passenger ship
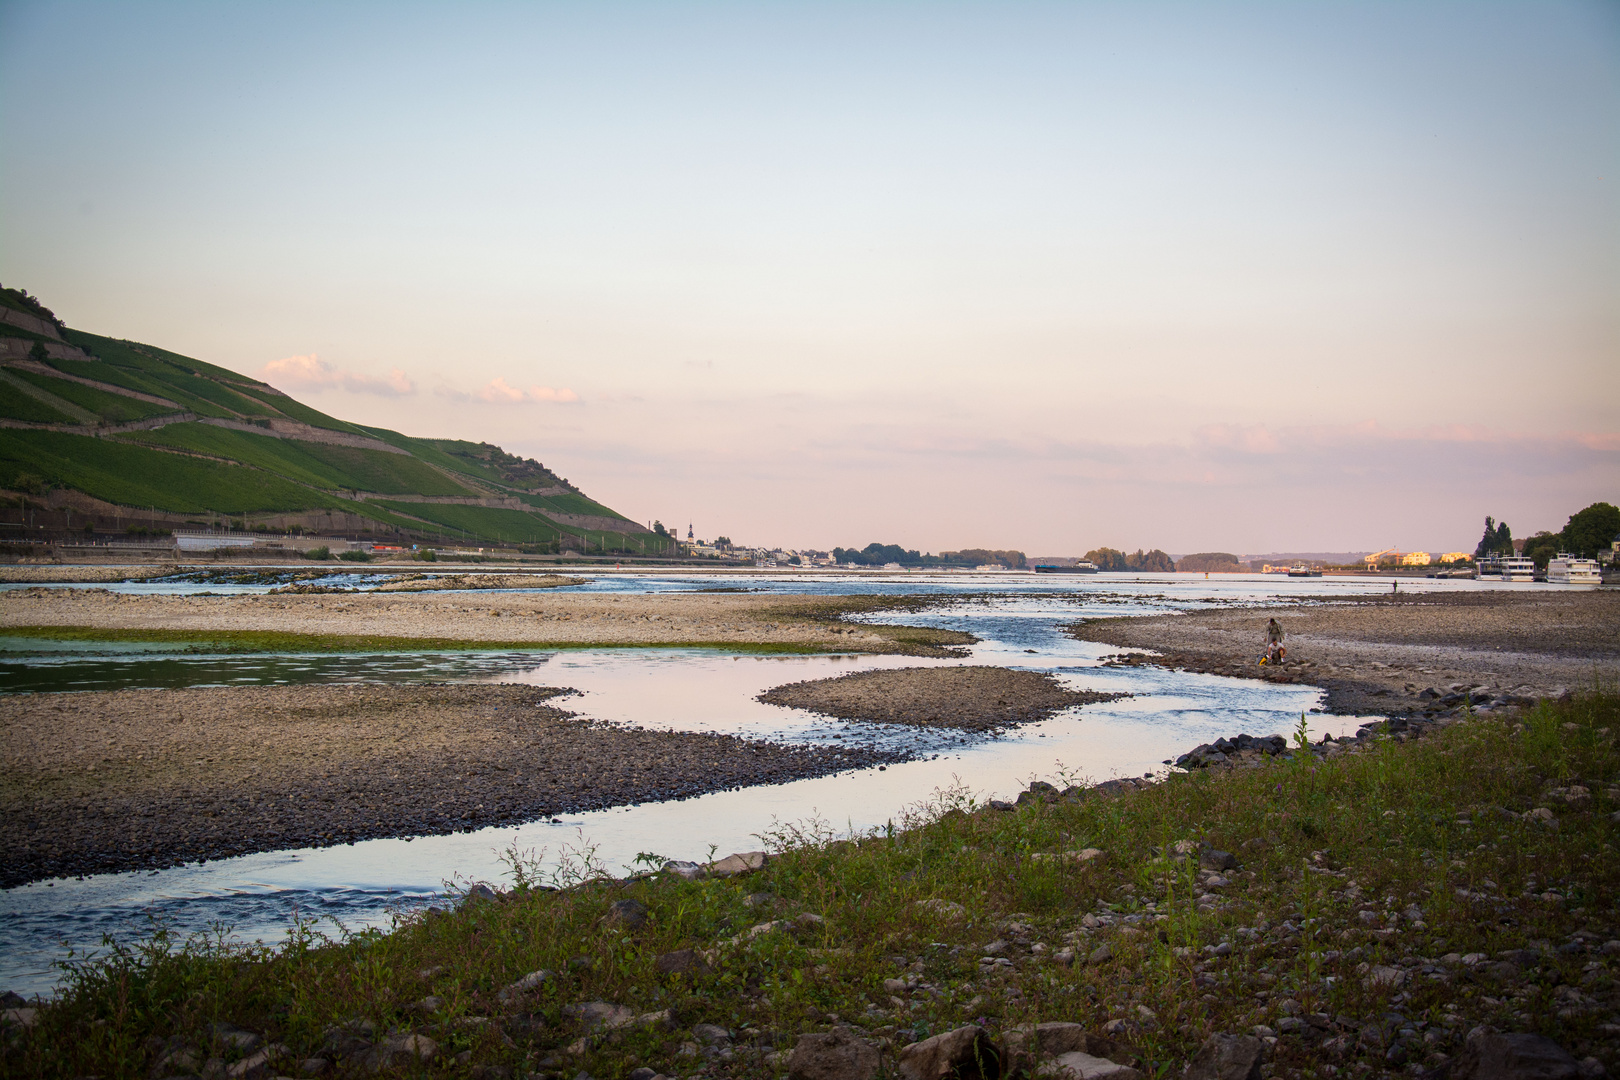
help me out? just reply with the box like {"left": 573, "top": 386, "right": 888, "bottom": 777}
{"left": 1498, "top": 556, "right": 1535, "bottom": 582}
{"left": 1547, "top": 553, "right": 1601, "bottom": 585}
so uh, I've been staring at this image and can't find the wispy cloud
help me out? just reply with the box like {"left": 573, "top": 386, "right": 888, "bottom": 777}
{"left": 436, "top": 377, "right": 580, "bottom": 404}
{"left": 259, "top": 354, "right": 415, "bottom": 397}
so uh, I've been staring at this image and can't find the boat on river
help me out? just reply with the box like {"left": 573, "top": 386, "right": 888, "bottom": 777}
{"left": 1035, "top": 562, "right": 1099, "bottom": 574}
{"left": 1499, "top": 556, "right": 1535, "bottom": 582}
{"left": 1547, "top": 554, "right": 1601, "bottom": 585}
{"left": 1286, "top": 564, "right": 1322, "bottom": 577}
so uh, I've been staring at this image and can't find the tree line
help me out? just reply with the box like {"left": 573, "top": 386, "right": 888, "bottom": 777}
{"left": 832, "top": 544, "right": 1026, "bottom": 569}
{"left": 1083, "top": 547, "right": 1177, "bottom": 572}
{"left": 1477, "top": 502, "right": 1618, "bottom": 568}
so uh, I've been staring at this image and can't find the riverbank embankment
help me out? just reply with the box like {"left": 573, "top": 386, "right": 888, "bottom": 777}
{"left": 1066, "top": 590, "right": 1619, "bottom": 718}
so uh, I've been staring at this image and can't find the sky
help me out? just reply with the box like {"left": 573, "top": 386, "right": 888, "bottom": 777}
{"left": 2, "top": 1, "right": 1616, "bottom": 555}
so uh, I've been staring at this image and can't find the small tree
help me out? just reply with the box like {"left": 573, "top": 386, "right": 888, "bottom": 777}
{"left": 28, "top": 341, "right": 48, "bottom": 363}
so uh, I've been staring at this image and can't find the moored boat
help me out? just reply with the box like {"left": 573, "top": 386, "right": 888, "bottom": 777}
{"left": 1286, "top": 563, "right": 1322, "bottom": 577}
{"left": 1034, "top": 561, "right": 1099, "bottom": 574}
{"left": 1547, "top": 553, "right": 1601, "bottom": 585}
{"left": 1499, "top": 556, "right": 1535, "bottom": 582}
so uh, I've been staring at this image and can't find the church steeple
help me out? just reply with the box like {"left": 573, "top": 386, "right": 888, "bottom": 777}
{"left": 687, "top": 523, "right": 694, "bottom": 541}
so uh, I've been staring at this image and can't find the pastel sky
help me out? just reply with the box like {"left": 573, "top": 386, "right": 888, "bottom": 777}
{"left": 3, "top": 1, "right": 1616, "bottom": 555}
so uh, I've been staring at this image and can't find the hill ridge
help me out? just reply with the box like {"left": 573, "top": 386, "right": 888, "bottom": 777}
{"left": 0, "top": 286, "right": 661, "bottom": 554}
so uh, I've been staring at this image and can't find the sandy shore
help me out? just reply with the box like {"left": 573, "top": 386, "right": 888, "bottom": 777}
{"left": 0, "top": 683, "right": 897, "bottom": 887}
{"left": 0, "top": 588, "right": 973, "bottom": 655}
{"left": 1067, "top": 591, "right": 1620, "bottom": 717}
{"left": 758, "top": 666, "right": 1124, "bottom": 732}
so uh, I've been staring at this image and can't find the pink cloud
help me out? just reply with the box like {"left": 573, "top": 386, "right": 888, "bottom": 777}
{"left": 260, "top": 354, "right": 415, "bottom": 397}
{"left": 475, "top": 377, "right": 580, "bottom": 404}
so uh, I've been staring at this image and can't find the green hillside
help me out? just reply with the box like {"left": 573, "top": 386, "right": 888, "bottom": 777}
{"left": 0, "top": 285, "right": 664, "bottom": 553}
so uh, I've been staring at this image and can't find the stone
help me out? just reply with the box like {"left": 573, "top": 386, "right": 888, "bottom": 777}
{"left": 1364, "top": 965, "right": 1406, "bottom": 989}
{"left": 299, "top": 1058, "right": 328, "bottom": 1075}
{"left": 1088, "top": 944, "right": 1114, "bottom": 965}
{"left": 915, "top": 899, "right": 966, "bottom": 921}
{"left": 564, "top": 1001, "right": 637, "bottom": 1032}
{"left": 1200, "top": 850, "right": 1237, "bottom": 872}
{"left": 988, "top": 799, "right": 1016, "bottom": 812}
{"left": 707, "top": 851, "right": 769, "bottom": 878}
{"left": 897, "top": 1025, "right": 1001, "bottom": 1080}
{"left": 1, "top": 1007, "right": 38, "bottom": 1030}
{"left": 789, "top": 1027, "right": 880, "bottom": 1080}
{"left": 692, "top": 1023, "right": 732, "bottom": 1045}
{"left": 1004, "top": 1020, "right": 1090, "bottom": 1061}
{"left": 605, "top": 899, "right": 649, "bottom": 929}
{"left": 1183, "top": 1034, "right": 1266, "bottom": 1080}
{"left": 226, "top": 1045, "right": 283, "bottom": 1080}
{"left": 629, "top": 1070, "right": 660, "bottom": 1080}
{"left": 1452, "top": 1030, "right": 1579, "bottom": 1080}
{"left": 662, "top": 860, "right": 706, "bottom": 880}
{"left": 655, "top": 948, "right": 711, "bottom": 976}
{"left": 1047, "top": 1051, "right": 1144, "bottom": 1080}
{"left": 366, "top": 1033, "right": 437, "bottom": 1070}
{"left": 463, "top": 883, "right": 499, "bottom": 903}
{"left": 211, "top": 1023, "right": 262, "bottom": 1052}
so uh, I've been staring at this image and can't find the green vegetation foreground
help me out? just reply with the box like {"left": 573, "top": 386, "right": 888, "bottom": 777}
{"left": 4, "top": 692, "right": 1616, "bottom": 1079}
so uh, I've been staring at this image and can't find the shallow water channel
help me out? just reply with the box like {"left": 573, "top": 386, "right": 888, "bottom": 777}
{"left": 0, "top": 572, "right": 1510, "bottom": 994}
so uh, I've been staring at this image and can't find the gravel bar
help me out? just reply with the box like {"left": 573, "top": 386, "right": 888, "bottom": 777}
{"left": 1066, "top": 590, "right": 1620, "bottom": 717}
{"left": 757, "top": 665, "right": 1124, "bottom": 733}
{"left": 0, "top": 683, "right": 900, "bottom": 888}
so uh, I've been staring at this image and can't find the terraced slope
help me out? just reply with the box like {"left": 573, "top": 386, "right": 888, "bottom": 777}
{"left": 0, "top": 286, "right": 661, "bottom": 552}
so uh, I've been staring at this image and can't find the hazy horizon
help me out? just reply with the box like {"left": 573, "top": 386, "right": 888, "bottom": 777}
{"left": 3, "top": 1, "right": 1615, "bottom": 554}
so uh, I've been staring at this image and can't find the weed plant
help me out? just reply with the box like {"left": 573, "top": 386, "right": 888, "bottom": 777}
{"left": 4, "top": 693, "right": 1616, "bottom": 1079}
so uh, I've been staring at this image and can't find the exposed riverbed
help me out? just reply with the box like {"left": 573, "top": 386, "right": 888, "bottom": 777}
{"left": 0, "top": 570, "right": 1596, "bottom": 996}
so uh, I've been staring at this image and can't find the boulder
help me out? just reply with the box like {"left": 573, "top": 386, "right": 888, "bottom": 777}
{"left": 564, "top": 1001, "right": 637, "bottom": 1032}
{"left": 654, "top": 949, "right": 711, "bottom": 976}
{"left": 605, "top": 898, "right": 649, "bottom": 929}
{"left": 1004, "top": 1021, "right": 1090, "bottom": 1069}
{"left": 915, "top": 899, "right": 967, "bottom": 921}
{"left": 1047, "top": 1051, "right": 1143, "bottom": 1080}
{"left": 1453, "top": 1031, "right": 1579, "bottom": 1080}
{"left": 365, "top": 1033, "right": 437, "bottom": 1071}
{"left": 897, "top": 1025, "right": 1001, "bottom": 1080}
{"left": 789, "top": 1027, "right": 880, "bottom": 1080}
{"left": 1182, "top": 1034, "right": 1265, "bottom": 1080}
{"left": 707, "top": 851, "right": 769, "bottom": 878}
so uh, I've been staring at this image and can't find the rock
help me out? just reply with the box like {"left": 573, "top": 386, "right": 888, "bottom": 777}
{"left": 366, "top": 1033, "right": 437, "bottom": 1070}
{"left": 1047, "top": 1051, "right": 1144, "bottom": 1080}
{"left": 662, "top": 860, "right": 706, "bottom": 880}
{"left": 1, "top": 1007, "right": 38, "bottom": 1030}
{"left": 1452, "top": 1030, "right": 1579, "bottom": 1080}
{"left": 988, "top": 799, "right": 1016, "bottom": 812}
{"left": 1183, "top": 1034, "right": 1265, "bottom": 1080}
{"left": 1525, "top": 808, "right": 1558, "bottom": 828}
{"left": 564, "top": 1001, "right": 638, "bottom": 1032}
{"left": 692, "top": 1023, "right": 732, "bottom": 1045}
{"left": 226, "top": 1045, "right": 285, "bottom": 1080}
{"left": 655, "top": 948, "right": 711, "bottom": 976}
{"left": 789, "top": 1027, "right": 880, "bottom": 1080}
{"left": 299, "top": 1058, "right": 328, "bottom": 1075}
{"left": 1004, "top": 1020, "right": 1090, "bottom": 1061}
{"left": 605, "top": 898, "right": 649, "bottom": 929}
{"left": 463, "top": 883, "right": 499, "bottom": 903}
{"left": 210, "top": 1023, "right": 262, "bottom": 1052}
{"left": 1199, "top": 850, "right": 1236, "bottom": 872}
{"left": 1364, "top": 965, "right": 1406, "bottom": 989}
{"left": 915, "top": 899, "right": 966, "bottom": 920}
{"left": 0, "top": 992, "right": 24, "bottom": 1010}
{"left": 499, "top": 969, "right": 555, "bottom": 1002}
{"left": 629, "top": 1069, "right": 660, "bottom": 1080}
{"left": 1088, "top": 944, "right": 1114, "bottom": 965}
{"left": 706, "top": 851, "right": 768, "bottom": 877}
{"left": 897, "top": 1025, "right": 1001, "bottom": 1080}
